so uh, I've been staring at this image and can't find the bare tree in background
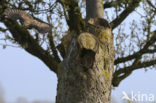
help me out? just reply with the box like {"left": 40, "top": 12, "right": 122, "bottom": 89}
{"left": 0, "top": 84, "right": 5, "bottom": 103}
{"left": 16, "top": 97, "right": 29, "bottom": 103}
{"left": 32, "top": 100, "right": 54, "bottom": 103}
{"left": 0, "top": 0, "right": 156, "bottom": 103}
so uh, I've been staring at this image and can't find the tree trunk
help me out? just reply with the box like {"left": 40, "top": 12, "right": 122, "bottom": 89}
{"left": 56, "top": 32, "right": 113, "bottom": 103}
{"left": 56, "top": 0, "right": 114, "bottom": 103}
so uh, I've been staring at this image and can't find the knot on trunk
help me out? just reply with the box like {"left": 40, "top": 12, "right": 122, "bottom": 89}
{"left": 77, "top": 32, "right": 99, "bottom": 69}
{"left": 78, "top": 32, "right": 99, "bottom": 52}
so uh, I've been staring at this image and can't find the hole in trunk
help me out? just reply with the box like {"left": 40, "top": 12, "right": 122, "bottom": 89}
{"left": 80, "top": 48, "right": 95, "bottom": 70}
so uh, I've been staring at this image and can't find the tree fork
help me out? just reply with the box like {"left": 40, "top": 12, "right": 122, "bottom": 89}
{"left": 56, "top": 0, "right": 114, "bottom": 103}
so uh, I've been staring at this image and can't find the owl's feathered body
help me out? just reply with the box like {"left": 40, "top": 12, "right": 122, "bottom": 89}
{"left": 86, "top": 18, "right": 110, "bottom": 36}
{"left": 4, "top": 8, "right": 51, "bottom": 33}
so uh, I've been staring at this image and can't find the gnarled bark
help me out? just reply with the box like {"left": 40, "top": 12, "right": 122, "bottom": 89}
{"left": 56, "top": 24, "right": 113, "bottom": 103}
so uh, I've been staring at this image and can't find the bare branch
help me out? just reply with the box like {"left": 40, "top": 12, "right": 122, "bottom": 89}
{"left": 57, "top": 43, "right": 66, "bottom": 58}
{"left": 56, "top": 1, "right": 69, "bottom": 26}
{"left": 3, "top": 19, "right": 59, "bottom": 73}
{"left": 115, "top": 30, "right": 156, "bottom": 65}
{"left": 113, "top": 59, "right": 156, "bottom": 86}
{"left": 113, "top": 30, "right": 156, "bottom": 86}
{"left": 104, "top": 0, "right": 123, "bottom": 9}
{"left": 48, "top": 32, "right": 61, "bottom": 62}
{"left": 0, "top": 27, "right": 7, "bottom": 32}
{"left": 57, "top": 0, "right": 85, "bottom": 33}
{"left": 104, "top": 1, "right": 117, "bottom": 9}
{"left": 111, "top": 0, "right": 141, "bottom": 29}
{"left": 146, "top": 0, "right": 156, "bottom": 9}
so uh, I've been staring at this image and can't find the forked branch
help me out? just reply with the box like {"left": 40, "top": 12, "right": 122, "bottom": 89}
{"left": 111, "top": 0, "right": 141, "bottom": 29}
{"left": 113, "top": 30, "right": 156, "bottom": 86}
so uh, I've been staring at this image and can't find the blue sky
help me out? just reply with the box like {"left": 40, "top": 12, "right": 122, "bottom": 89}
{"left": 0, "top": 42, "right": 156, "bottom": 103}
{"left": 0, "top": 47, "right": 57, "bottom": 102}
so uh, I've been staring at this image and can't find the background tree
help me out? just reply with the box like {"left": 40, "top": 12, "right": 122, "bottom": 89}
{"left": 0, "top": 83, "right": 5, "bottom": 103}
{"left": 16, "top": 97, "right": 29, "bottom": 103}
{"left": 0, "top": 0, "right": 156, "bottom": 103}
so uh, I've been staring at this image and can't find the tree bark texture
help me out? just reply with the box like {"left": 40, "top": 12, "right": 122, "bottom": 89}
{"left": 56, "top": 28, "right": 113, "bottom": 103}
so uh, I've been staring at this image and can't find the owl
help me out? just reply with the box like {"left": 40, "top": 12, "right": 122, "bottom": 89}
{"left": 86, "top": 18, "right": 112, "bottom": 44}
{"left": 4, "top": 8, "right": 52, "bottom": 33}
{"left": 87, "top": 18, "right": 111, "bottom": 28}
